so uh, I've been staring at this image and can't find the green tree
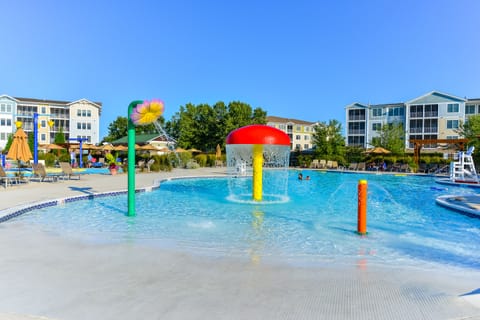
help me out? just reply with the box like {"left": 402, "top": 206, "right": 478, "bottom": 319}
{"left": 102, "top": 116, "right": 164, "bottom": 142}
{"left": 54, "top": 127, "right": 66, "bottom": 144}
{"left": 373, "top": 122, "right": 405, "bottom": 155}
{"left": 312, "top": 119, "right": 345, "bottom": 162}
{"left": 3, "top": 134, "right": 13, "bottom": 153}
{"left": 458, "top": 114, "right": 480, "bottom": 147}
{"left": 165, "top": 101, "right": 267, "bottom": 152}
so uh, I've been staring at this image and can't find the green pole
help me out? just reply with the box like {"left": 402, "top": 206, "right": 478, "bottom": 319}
{"left": 127, "top": 100, "right": 143, "bottom": 216}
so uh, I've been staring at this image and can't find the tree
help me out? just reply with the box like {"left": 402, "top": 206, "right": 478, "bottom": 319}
{"left": 3, "top": 134, "right": 13, "bottom": 153}
{"left": 102, "top": 116, "right": 164, "bottom": 142}
{"left": 165, "top": 101, "right": 267, "bottom": 152}
{"left": 312, "top": 119, "right": 345, "bottom": 162}
{"left": 458, "top": 114, "right": 480, "bottom": 147}
{"left": 373, "top": 122, "right": 405, "bottom": 154}
{"left": 54, "top": 127, "right": 66, "bottom": 144}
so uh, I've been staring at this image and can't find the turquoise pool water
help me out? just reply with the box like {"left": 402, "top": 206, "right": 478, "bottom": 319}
{"left": 12, "top": 170, "right": 480, "bottom": 269}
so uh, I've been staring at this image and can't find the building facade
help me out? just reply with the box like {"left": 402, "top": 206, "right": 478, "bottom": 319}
{"left": 266, "top": 116, "right": 317, "bottom": 151}
{"left": 0, "top": 94, "right": 102, "bottom": 151}
{"left": 345, "top": 91, "right": 480, "bottom": 151}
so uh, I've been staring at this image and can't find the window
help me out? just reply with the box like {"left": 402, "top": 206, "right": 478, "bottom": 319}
{"left": 295, "top": 135, "right": 301, "bottom": 140}
{"left": 466, "top": 105, "right": 476, "bottom": 114}
{"left": 447, "top": 120, "right": 459, "bottom": 129}
{"left": 305, "top": 127, "right": 310, "bottom": 132}
{"left": 6, "top": 104, "right": 11, "bottom": 112}
{"left": 410, "top": 105, "right": 423, "bottom": 117}
{"left": 0, "top": 133, "right": 5, "bottom": 140}
{"left": 279, "top": 124, "right": 285, "bottom": 130}
{"left": 82, "top": 110, "right": 87, "bottom": 117}
{"left": 304, "top": 144, "right": 309, "bottom": 150}
{"left": 82, "top": 123, "right": 86, "bottom": 130}
{"left": 0, "top": 119, "right": 5, "bottom": 126}
{"left": 446, "top": 136, "right": 458, "bottom": 140}
{"left": 372, "top": 108, "right": 382, "bottom": 117}
{"left": 87, "top": 123, "right": 91, "bottom": 130}
{"left": 77, "top": 110, "right": 82, "bottom": 116}
{"left": 41, "top": 107, "right": 46, "bottom": 114}
{"left": 295, "top": 144, "right": 301, "bottom": 150}
{"left": 41, "top": 120, "right": 46, "bottom": 128}
{"left": 372, "top": 123, "right": 381, "bottom": 131}
{"left": 87, "top": 110, "right": 91, "bottom": 117}
{"left": 447, "top": 103, "right": 459, "bottom": 113}
{"left": 41, "top": 134, "right": 46, "bottom": 141}
{"left": 304, "top": 135, "right": 309, "bottom": 140}
{"left": 0, "top": 104, "right": 4, "bottom": 112}
{"left": 295, "top": 125, "right": 301, "bottom": 131}
{"left": 7, "top": 119, "right": 11, "bottom": 126}
{"left": 77, "top": 123, "right": 81, "bottom": 129}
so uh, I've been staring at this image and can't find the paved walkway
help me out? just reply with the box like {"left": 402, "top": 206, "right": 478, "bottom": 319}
{"left": 0, "top": 168, "right": 479, "bottom": 320}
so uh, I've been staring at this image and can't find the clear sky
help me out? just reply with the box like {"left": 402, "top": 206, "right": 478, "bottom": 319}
{"left": 1, "top": 0, "right": 479, "bottom": 139}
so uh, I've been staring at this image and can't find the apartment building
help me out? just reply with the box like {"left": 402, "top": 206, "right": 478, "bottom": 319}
{"left": 266, "top": 116, "right": 317, "bottom": 151}
{"left": 0, "top": 94, "right": 102, "bottom": 151}
{"left": 345, "top": 91, "right": 480, "bottom": 151}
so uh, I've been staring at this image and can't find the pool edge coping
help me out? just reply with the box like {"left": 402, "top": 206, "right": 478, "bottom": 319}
{"left": 0, "top": 174, "right": 225, "bottom": 223}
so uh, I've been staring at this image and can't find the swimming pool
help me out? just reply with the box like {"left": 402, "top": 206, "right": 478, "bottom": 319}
{"left": 11, "top": 170, "right": 480, "bottom": 270}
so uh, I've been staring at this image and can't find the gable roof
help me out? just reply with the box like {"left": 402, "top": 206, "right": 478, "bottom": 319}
{"left": 345, "top": 102, "right": 368, "bottom": 109}
{"left": 0, "top": 94, "right": 18, "bottom": 102}
{"left": 67, "top": 98, "right": 102, "bottom": 108}
{"left": 266, "top": 116, "right": 315, "bottom": 125}
{"left": 406, "top": 91, "right": 466, "bottom": 105}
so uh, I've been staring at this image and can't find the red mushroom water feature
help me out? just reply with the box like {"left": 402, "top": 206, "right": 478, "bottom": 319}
{"left": 226, "top": 125, "right": 291, "bottom": 202}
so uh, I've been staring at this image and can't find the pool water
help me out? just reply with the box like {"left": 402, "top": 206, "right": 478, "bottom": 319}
{"left": 12, "top": 170, "right": 480, "bottom": 269}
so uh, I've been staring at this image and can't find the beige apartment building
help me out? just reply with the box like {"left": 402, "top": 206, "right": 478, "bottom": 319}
{"left": 0, "top": 94, "right": 102, "bottom": 151}
{"left": 266, "top": 116, "right": 317, "bottom": 151}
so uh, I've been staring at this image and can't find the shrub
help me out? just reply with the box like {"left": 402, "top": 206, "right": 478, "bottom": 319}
{"left": 43, "top": 153, "right": 56, "bottom": 167}
{"left": 194, "top": 154, "right": 207, "bottom": 167}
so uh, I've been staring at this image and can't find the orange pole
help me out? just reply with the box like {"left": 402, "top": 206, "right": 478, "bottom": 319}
{"left": 357, "top": 179, "right": 368, "bottom": 235}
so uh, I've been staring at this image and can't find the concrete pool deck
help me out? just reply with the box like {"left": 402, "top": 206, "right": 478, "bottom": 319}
{"left": 0, "top": 168, "right": 479, "bottom": 320}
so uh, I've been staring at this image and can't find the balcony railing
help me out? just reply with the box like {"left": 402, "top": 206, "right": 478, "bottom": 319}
{"left": 348, "top": 130, "right": 365, "bottom": 135}
{"left": 348, "top": 116, "right": 365, "bottom": 121}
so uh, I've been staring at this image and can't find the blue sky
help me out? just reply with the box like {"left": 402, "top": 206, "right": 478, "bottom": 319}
{"left": 1, "top": 0, "right": 479, "bottom": 139}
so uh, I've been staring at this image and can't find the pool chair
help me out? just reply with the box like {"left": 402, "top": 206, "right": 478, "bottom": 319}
{"left": 0, "top": 166, "right": 18, "bottom": 188}
{"left": 348, "top": 163, "right": 358, "bottom": 170}
{"left": 310, "top": 159, "right": 319, "bottom": 168}
{"left": 59, "top": 162, "right": 81, "bottom": 180}
{"left": 146, "top": 159, "right": 155, "bottom": 172}
{"left": 32, "top": 163, "right": 63, "bottom": 182}
{"left": 357, "top": 162, "right": 366, "bottom": 171}
{"left": 318, "top": 159, "right": 326, "bottom": 169}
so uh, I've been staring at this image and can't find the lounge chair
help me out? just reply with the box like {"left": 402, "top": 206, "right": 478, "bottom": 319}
{"left": 348, "top": 163, "right": 358, "bottom": 170}
{"left": 318, "top": 159, "right": 326, "bottom": 169}
{"left": 0, "top": 166, "right": 18, "bottom": 188}
{"left": 310, "top": 159, "right": 319, "bottom": 168}
{"left": 326, "top": 160, "right": 333, "bottom": 169}
{"left": 32, "top": 163, "right": 63, "bottom": 182}
{"left": 146, "top": 159, "right": 155, "bottom": 172}
{"left": 357, "top": 162, "right": 366, "bottom": 171}
{"left": 59, "top": 162, "right": 81, "bottom": 180}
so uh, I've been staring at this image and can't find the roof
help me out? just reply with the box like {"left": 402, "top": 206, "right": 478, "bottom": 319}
{"left": 13, "top": 96, "right": 102, "bottom": 107}
{"left": 110, "top": 133, "right": 170, "bottom": 145}
{"left": 345, "top": 102, "right": 369, "bottom": 109}
{"left": 406, "top": 91, "right": 466, "bottom": 105}
{"left": 266, "top": 116, "right": 315, "bottom": 125}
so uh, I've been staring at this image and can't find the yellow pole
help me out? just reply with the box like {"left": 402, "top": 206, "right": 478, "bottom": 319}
{"left": 252, "top": 144, "right": 263, "bottom": 201}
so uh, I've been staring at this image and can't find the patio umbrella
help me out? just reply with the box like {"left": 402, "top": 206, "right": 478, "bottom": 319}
{"left": 365, "top": 146, "right": 391, "bottom": 155}
{"left": 7, "top": 128, "right": 33, "bottom": 162}
{"left": 114, "top": 145, "right": 128, "bottom": 151}
{"left": 216, "top": 144, "right": 222, "bottom": 159}
{"left": 42, "top": 143, "right": 65, "bottom": 151}
{"left": 139, "top": 144, "right": 159, "bottom": 151}
{"left": 101, "top": 144, "right": 115, "bottom": 151}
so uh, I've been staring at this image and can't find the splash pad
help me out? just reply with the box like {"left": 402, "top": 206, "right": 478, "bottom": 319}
{"left": 226, "top": 125, "right": 291, "bottom": 203}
